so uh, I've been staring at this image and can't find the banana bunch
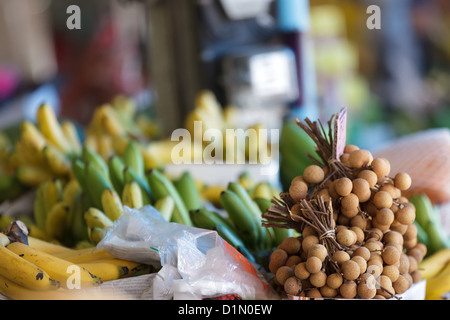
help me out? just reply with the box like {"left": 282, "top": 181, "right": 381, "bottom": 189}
{"left": 11, "top": 104, "right": 82, "bottom": 187}
{"left": 420, "top": 248, "right": 450, "bottom": 299}
{"left": 409, "top": 194, "right": 450, "bottom": 256}
{"left": 279, "top": 120, "right": 319, "bottom": 191}
{"left": 0, "top": 132, "right": 26, "bottom": 202}
{"left": 0, "top": 232, "right": 151, "bottom": 300}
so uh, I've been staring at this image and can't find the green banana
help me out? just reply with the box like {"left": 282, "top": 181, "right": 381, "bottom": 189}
{"left": 34, "top": 179, "right": 63, "bottom": 231}
{"left": 219, "top": 190, "right": 259, "bottom": 248}
{"left": 84, "top": 162, "right": 114, "bottom": 210}
{"left": 174, "top": 171, "right": 202, "bottom": 211}
{"left": 45, "top": 201, "right": 70, "bottom": 240}
{"left": 101, "top": 188, "right": 124, "bottom": 221}
{"left": 228, "top": 182, "right": 267, "bottom": 249}
{"left": 122, "top": 181, "right": 144, "bottom": 209}
{"left": 72, "top": 159, "right": 88, "bottom": 193}
{"left": 410, "top": 194, "right": 436, "bottom": 229}
{"left": 123, "top": 141, "right": 145, "bottom": 178}
{"left": 253, "top": 197, "right": 273, "bottom": 214}
{"left": 272, "top": 226, "right": 294, "bottom": 247}
{"left": 414, "top": 221, "right": 429, "bottom": 247}
{"left": 42, "top": 145, "right": 71, "bottom": 176}
{"left": 81, "top": 146, "right": 109, "bottom": 178}
{"left": 214, "top": 223, "right": 256, "bottom": 264}
{"left": 146, "top": 169, "right": 193, "bottom": 227}
{"left": 189, "top": 208, "right": 236, "bottom": 232}
{"left": 154, "top": 196, "right": 175, "bottom": 221}
{"left": 238, "top": 171, "right": 256, "bottom": 191}
{"left": 108, "top": 156, "right": 126, "bottom": 196}
{"left": 84, "top": 207, "right": 114, "bottom": 229}
{"left": 66, "top": 192, "right": 90, "bottom": 245}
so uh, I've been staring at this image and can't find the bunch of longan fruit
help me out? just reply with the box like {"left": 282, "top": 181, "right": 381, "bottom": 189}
{"left": 269, "top": 145, "right": 426, "bottom": 299}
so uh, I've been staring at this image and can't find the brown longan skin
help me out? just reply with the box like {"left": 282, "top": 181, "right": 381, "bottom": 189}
{"left": 394, "top": 172, "right": 412, "bottom": 191}
{"left": 302, "top": 235, "right": 319, "bottom": 252}
{"left": 294, "top": 262, "right": 310, "bottom": 280}
{"left": 332, "top": 250, "right": 350, "bottom": 266}
{"left": 349, "top": 149, "right": 373, "bottom": 169}
{"left": 357, "top": 282, "right": 377, "bottom": 299}
{"left": 393, "top": 274, "right": 410, "bottom": 294}
{"left": 305, "top": 256, "right": 322, "bottom": 274}
{"left": 309, "top": 271, "right": 327, "bottom": 288}
{"left": 352, "top": 178, "right": 371, "bottom": 202}
{"left": 395, "top": 203, "right": 416, "bottom": 225}
{"left": 269, "top": 248, "right": 288, "bottom": 274}
{"left": 342, "top": 260, "right": 361, "bottom": 281}
{"left": 303, "top": 165, "right": 325, "bottom": 184}
{"left": 358, "top": 170, "right": 378, "bottom": 187}
{"left": 373, "top": 191, "right": 393, "bottom": 209}
{"left": 326, "top": 273, "right": 343, "bottom": 289}
{"left": 339, "top": 280, "right": 357, "bottom": 299}
{"left": 275, "top": 266, "right": 295, "bottom": 285}
{"left": 278, "top": 237, "right": 301, "bottom": 255}
{"left": 371, "top": 158, "right": 390, "bottom": 178}
{"left": 308, "top": 244, "right": 328, "bottom": 262}
{"left": 289, "top": 179, "right": 308, "bottom": 202}
{"left": 334, "top": 177, "right": 353, "bottom": 197}
{"left": 284, "top": 276, "right": 303, "bottom": 296}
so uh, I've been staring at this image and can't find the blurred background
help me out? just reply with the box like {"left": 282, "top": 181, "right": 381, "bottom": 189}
{"left": 1, "top": 0, "right": 450, "bottom": 183}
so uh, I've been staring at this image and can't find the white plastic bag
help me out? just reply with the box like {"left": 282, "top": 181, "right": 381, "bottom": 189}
{"left": 97, "top": 205, "right": 278, "bottom": 300}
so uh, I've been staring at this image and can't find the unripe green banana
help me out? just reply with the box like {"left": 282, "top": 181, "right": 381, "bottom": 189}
{"left": 189, "top": 208, "right": 236, "bottom": 232}
{"left": 84, "top": 162, "right": 114, "bottom": 210}
{"left": 123, "top": 141, "right": 145, "bottom": 178}
{"left": 123, "top": 167, "right": 153, "bottom": 204}
{"left": 174, "top": 171, "right": 202, "bottom": 212}
{"left": 101, "top": 188, "right": 124, "bottom": 221}
{"left": 146, "top": 169, "right": 193, "bottom": 227}
{"left": 219, "top": 190, "right": 259, "bottom": 249}
{"left": 42, "top": 145, "right": 71, "bottom": 176}
{"left": 214, "top": 223, "right": 256, "bottom": 263}
{"left": 108, "top": 156, "right": 126, "bottom": 196}
{"left": 82, "top": 146, "right": 109, "bottom": 178}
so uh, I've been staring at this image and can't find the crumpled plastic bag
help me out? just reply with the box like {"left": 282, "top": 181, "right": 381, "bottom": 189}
{"left": 97, "top": 205, "right": 278, "bottom": 300}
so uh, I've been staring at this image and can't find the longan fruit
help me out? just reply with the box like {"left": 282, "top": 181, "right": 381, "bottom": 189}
{"left": 289, "top": 179, "right": 308, "bottom": 202}
{"left": 340, "top": 280, "right": 357, "bottom": 299}
{"left": 358, "top": 170, "right": 378, "bottom": 188}
{"left": 411, "top": 270, "right": 422, "bottom": 283}
{"left": 317, "top": 188, "right": 331, "bottom": 202}
{"left": 337, "top": 228, "right": 356, "bottom": 247}
{"left": 408, "top": 255, "right": 418, "bottom": 273}
{"left": 342, "top": 260, "right": 361, "bottom": 280}
{"left": 353, "top": 246, "right": 371, "bottom": 261}
{"left": 373, "top": 191, "right": 393, "bottom": 209}
{"left": 350, "top": 214, "right": 368, "bottom": 230}
{"left": 279, "top": 237, "right": 301, "bottom": 255}
{"left": 320, "top": 285, "right": 338, "bottom": 298}
{"left": 371, "top": 158, "right": 390, "bottom": 178}
{"left": 382, "top": 265, "right": 400, "bottom": 282}
{"left": 341, "top": 206, "right": 359, "bottom": 219}
{"left": 415, "top": 243, "right": 428, "bottom": 257}
{"left": 357, "top": 281, "right": 376, "bottom": 299}
{"left": 374, "top": 295, "right": 386, "bottom": 299}
{"left": 351, "top": 255, "right": 367, "bottom": 274}
{"left": 377, "top": 275, "right": 394, "bottom": 298}
{"left": 306, "top": 288, "right": 322, "bottom": 298}
{"left": 380, "top": 183, "right": 401, "bottom": 199}
{"left": 350, "top": 226, "right": 364, "bottom": 244}
{"left": 340, "top": 153, "right": 351, "bottom": 167}
{"left": 284, "top": 276, "right": 303, "bottom": 296}
{"left": 344, "top": 145, "right": 359, "bottom": 153}
{"left": 398, "top": 253, "right": 410, "bottom": 274}
{"left": 275, "top": 266, "right": 295, "bottom": 285}
{"left": 352, "top": 178, "right": 371, "bottom": 202}
{"left": 364, "top": 240, "right": 383, "bottom": 252}
{"left": 303, "top": 165, "right": 325, "bottom": 184}
{"left": 302, "top": 225, "right": 317, "bottom": 237}
{"left": 334, "top": 177, "right": 353, "bottom": 197}
{"left": 269, "top": 248, "right": 288, "bottom": 273}
{"left": 308, "top": 244, "right": 328, "bottom": 262}
{"left": 366, "top": 263, "right": 382, "bottom": 279}
{"left": 309, "top": 271, "right": 327, "bottom": 288}
{"left": 341, "top": 193, "right": 359, "bottom": 210}
{"left": 395, "top": 203, "right": 416, "bottom": 225}
{"left": 390, "top": 222, "right": 408, "bottom": 235}
{"left": 374, "top": 207, "right": 395, "bottom": 226}
{"left": 371, "top": 219, "right": 390, "bottom": 232}
{"left": 385, "top": 241, "right": 403, "bottom": 254}
{"left": 394, "top": 172, "right": 412, "bottom": 191}
{"left": 403, "top": 224, "right": 418, "bottom": 242}
{"left": 305, "top": 256, "right": 322, "bottom": 274}
{"left": 285, "top": 255, "right": 302, "bottom": 267}
{"left": 326, "top": 273, "right": 343, "bottom": 289}
{"left": 294, "top": 262, "right": 310, "bottom": 280}
{"left": 365, "top": 202, "right": 379, "bottom": 217}
{"left": 302, "top": 235, "right": 319, "bottom": 252}
{"left": 393, "top": 274, "right": 410, "bottom": 294}
{"left": 349, "top": 149, "right": 373, "bottom": 168}
{"left": 383, "top": 230, "right": 404, "bottom": 245}
{"left": 332, "top": 250, "right": 350, "bottom": 266}
{"left": 328, "top": 180, "right": 339, "bottom": 199}
{"left": 367, "top": 256, "right": 384, "bottom": 271}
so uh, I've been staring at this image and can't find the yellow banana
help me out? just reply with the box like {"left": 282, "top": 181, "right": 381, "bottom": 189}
{"left": 6, "top": 242, "right": 102, "bottom": 289}
{"left": 84, "top": 207, "right": 114, "bottom": 229}
{"left": 101, "top": 188, "right": 124, "bottom": 222}
{"left": 252, "top": 182, "right": 273, "bottom": 200}
{"left": 62, "top": 179, "right": 81, "bottom": 207}
{"left": 88, "top": 227, "right": 107, "bottom": 245}
{"left": 97, "top": 104, "right": 127, "bottom": 137}
{"left": 425, "top": 261, "right": 450, "bottom": 300}
{"left": 0, "top": 240, "right": 60, "bottom": 290}
{"left": 16, "top": 165, "right": 53, "bottom": 186}
{"left": 201, "top": 185, "right": 225, "bottom": 208}
{"left": 79, "top": 258, "right": 147, "bottom": 282}
{"left": 28, "top": 236, "right": 74, "bottom": 255}
{"left": 20, "top": 121, "right": 48, "bottom": 154}
{"left": 96, "top": 134, "right": 114, "bottom": 161}
{"left": 45, "top": 201, "right": 70, "bottom": 240}
{"left": 52, "top": 247, "right": 115, "bottom": 264}
{"left": 419, "top": 248, "right": 450, "bottom": 279}
{"left": 61, "top": 120, "right": 82, "bottom": 154}
{"left": 122, "top": 181, "right": 143, "bottom": 209}
{"left": 43, "top": 145, "right": 71, "bottom": 176}
{"left": 154, "top": 195, "right": 175, "bottom": 221}
{"left": 36, "top": 104, "right": 71, "bottom": 154}
{"left": 28, "top": 225, "right": 53, "bottom": 242}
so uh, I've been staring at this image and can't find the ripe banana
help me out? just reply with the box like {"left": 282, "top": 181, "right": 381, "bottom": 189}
{"left": 101, "top": 188, "right": 124, "bottom": 222}
{"left": 108, "top": 155, "right": 126, "bottom": 196}
{"left": 53, "top": 247, "right": 115, "bottom": 264}
{"left": 43, "top": 145, "right": 71, "bottom": 176}
{"left": 425, "top": 261, "right": 450, "bottom": 300}
{"left": 96, "top": 104, "right": 127, "bottom": 137}
{"left": 252, "top": 182, "right": 273, "bottom": 200}
{"left": 45, "top": 201, "right": 70, "bottom": 240}
{"left": 88, "top": 227, "right": 107, "bottom": 245}
{"left": 16, "top": 165, "right": 53, "bottom": 186}
{"left": 36, "top": 103, "right": 71, "bottom": 154}
{"left": 6, "top": 242, "right": 102, "bottom": 289}
{"left": 419, "top": 248, "right": 450, "bottom": 280}
{"left": 219, "top": 190, "right": 259, "bottom": 248}
{"left": 146, "top": 169, "right": 193, "bottom": 226}
{"left": 123, "top": 166, "right": 153, "bottom": 203}
{"left": 61, "top": 120, "right": 82, "bottom": 154}
{"left": 27, "top": 236, "right": 74, "bottom": 255}
{"left": 84, "top": 207, "right": 114, "bottom": 229}
{"left": 62, "top": 179, "right": 81, "bottom": 207}
{"left": 0, "top": 241, "right": 60, "bottom": 290}
{"left": 122, "top": 181, "right": 144, "bottom": 209}
{"left": 20, "top": 121, "right": 48, "bottom": 154}
{"left": 78, "top": 259, "right": 148, "bottom": 282}
{"left": 174, "top": 171, "right": 202, "bottom": 211}
{"left": 201, "top": 185, "right": 225, "bottom": 208}
{"left": 154, "top": 195, "right": 175, "bottom": 221}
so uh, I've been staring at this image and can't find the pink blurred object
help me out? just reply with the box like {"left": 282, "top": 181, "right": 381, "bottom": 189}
{"left": 0, "top": 67, "right": 19, "bottom": 100}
